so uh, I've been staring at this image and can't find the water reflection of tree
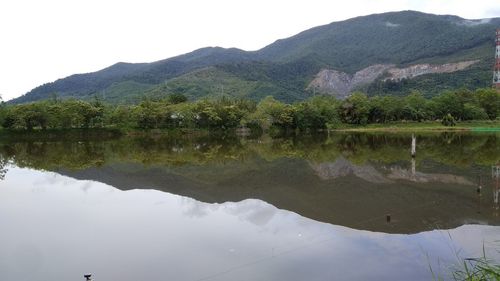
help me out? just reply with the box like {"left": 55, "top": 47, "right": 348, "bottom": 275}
{"left": 0, "top": 154, "right": 9, "bottom": 180}
{"left": 0, "top": 132, "right": 497, "bottom": 172}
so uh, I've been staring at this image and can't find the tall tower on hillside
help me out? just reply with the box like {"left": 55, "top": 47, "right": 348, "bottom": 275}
{"left": 494, "top": 28, "right": 500, "bottom": 89}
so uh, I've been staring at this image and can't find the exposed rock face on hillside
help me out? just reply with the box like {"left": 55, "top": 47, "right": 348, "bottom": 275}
{"left": 307, "top": 60, "right": 479, "bottom": 98}
{"left": 384, "top": 60, "right": 479, "bottom": 81}
{"left": 307, "top": 65, "right": 394, "bottom": 99}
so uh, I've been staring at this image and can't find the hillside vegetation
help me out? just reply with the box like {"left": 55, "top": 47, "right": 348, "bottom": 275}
{"left": 9, "top": 11, "right": 500, "bottom": 104}
{"left": 2, "top": 88, "right": 499, "bottom": 133}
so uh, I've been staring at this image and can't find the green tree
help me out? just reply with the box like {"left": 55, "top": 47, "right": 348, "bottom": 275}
{"left": 442, "top": 113, "right": 456, "bottom": 126}
{"left": 1, "top": 108, "right": 17, "bottom": 129}
{"left": 167, "top": 93, "right": 188, "bottom": 104}
{"left": 107, "top": 105, "right": 133, "bottom": 128}
{"left": 432, "top": 91, "right": 464, "bottom": 120}
{"left": 462, "top": 103, "right": 488, "bottom": 120}
{"left": 194, "top": 100, "right": 221, "bottom": 128}
{"left": 295, "top": 96, "right": 340, "bottom": 131}
{"left": 403, "top": 91, "right": 428, "bottom": 121}
{"left": 253, "top": 96, "right": 295, "bottom": 131}
{"left": 339, "top": 92, "right": 369, "bottom": 125}
{"left": 133, "top": 99, "right": 164, "bottom": 129}
{"left": 14, "top": 103, "right": 49, "bottom": 130}
{"left": 476, "top": 88, "right": 500, "bottom": 120}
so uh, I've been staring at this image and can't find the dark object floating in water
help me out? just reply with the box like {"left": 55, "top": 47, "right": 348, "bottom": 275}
{"left": 84, "top": 274, "right": 92, "bottom": 281}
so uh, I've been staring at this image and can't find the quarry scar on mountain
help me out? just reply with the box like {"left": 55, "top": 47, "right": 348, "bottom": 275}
{"left": 307, "top": 60, "right": 479, "bottom": 98}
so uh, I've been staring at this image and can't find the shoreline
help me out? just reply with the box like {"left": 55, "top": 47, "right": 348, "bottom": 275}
{"left": 0, "top": 121, "right": 499, "bottom": 139}
{"left": 331, "top": 121, "right": 500, "bottom": 132}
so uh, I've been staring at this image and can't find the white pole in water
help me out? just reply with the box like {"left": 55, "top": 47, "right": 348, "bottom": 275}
{"left": 493, "top": 165, "right": 500, "bottom": 179}
{"left": 411, "top": 134, "right": 416, "bottom": 158}
{"left": 411, "top": 158, "right": 416, "bottom": 182}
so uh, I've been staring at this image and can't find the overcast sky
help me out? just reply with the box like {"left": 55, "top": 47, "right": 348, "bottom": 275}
{"left": 1, "top": 0, "right": 499, "bottom": 101}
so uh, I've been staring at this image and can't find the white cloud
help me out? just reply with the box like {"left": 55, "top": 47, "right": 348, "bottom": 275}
{"left": 0, "top": 0, "right": 499, "bottom": 101}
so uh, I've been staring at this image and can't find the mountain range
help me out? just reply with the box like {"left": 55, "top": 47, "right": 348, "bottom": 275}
{"left": 10, "top": 10, "right": 500, "bottom": 104}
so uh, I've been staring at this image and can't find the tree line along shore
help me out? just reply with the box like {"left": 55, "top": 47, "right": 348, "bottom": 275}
{"left": 1, "top": 88, "right": 499, "bottom": 133}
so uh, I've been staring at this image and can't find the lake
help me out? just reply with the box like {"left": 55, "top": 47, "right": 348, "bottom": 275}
{"left": 0, "top": 131, "right": 499, "bottom": 281}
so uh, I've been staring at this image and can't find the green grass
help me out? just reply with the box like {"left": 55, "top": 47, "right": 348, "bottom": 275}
{"left": 333, "top": 120, "right": 500, "bottom": 132}
{"left": 426, "top": 233, "right": 500, "bottom": 281}
{"left": 429, "top": 244, "right": 500, "bottom": 281}
{"left": 451, "top": 256, "right": 500, "bottom": 280}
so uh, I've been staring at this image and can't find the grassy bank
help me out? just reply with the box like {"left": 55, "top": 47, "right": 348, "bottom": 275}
{"left": 333, "top": 120, "right": 500, "bottom": 132}
{"left": 0, "top": 120, "right": 499, "bottom": 140}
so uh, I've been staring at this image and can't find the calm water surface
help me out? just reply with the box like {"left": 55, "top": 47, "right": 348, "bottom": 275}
{"left": 0, "top": 132, "right": 499, "bottom": 281}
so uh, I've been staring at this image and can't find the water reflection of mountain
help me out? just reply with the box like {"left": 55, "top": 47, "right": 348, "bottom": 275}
{"left": 1, "top": 132, "right": 499, "bottom": 234}
{"left": 59, "top": 156, "right": 500, "bottom": 234}
{"left": 4, "top": 166, "right": 499, "bottom": 281}
{"left": 310, "top": 157, "right": 392, "bottom": 183}
{"left": 309, "top": 156, "right": 474, "bottom": 185}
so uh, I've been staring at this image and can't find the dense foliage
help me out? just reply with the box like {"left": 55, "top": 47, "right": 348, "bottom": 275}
{"left": 1, "top": 88, "right": 498, "bottom": 132}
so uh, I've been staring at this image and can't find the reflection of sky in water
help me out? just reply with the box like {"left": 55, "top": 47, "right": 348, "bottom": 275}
{"left": 1, "top": 166, "right": 499, "bottom": 281}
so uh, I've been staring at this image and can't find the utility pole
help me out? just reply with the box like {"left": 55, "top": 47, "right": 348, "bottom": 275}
{"left": 493, "top": 28, "right": 500, "bottom": 89}
{"left": 411, "top": 134, "right": 416, "bottom": 158}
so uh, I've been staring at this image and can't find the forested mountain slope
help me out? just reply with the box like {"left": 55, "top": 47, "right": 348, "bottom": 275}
{"left": 10, "top": 11, "right": 500, "bottom": 104}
